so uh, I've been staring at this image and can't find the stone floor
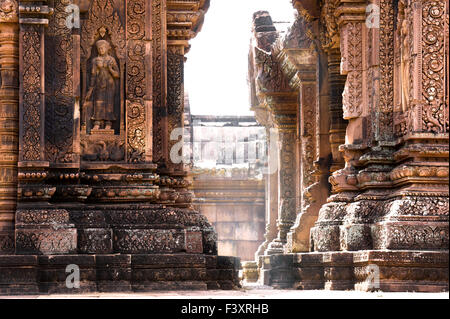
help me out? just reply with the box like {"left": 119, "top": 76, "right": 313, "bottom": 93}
{"left": 1, "top": 284, "right": 448, "bottom": 299}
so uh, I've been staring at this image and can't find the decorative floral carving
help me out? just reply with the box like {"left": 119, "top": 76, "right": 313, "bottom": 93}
{"left": 126, "top": 0, "right": 146, "bottom": 163}
{"left": 0, "top": 0, "right": 17, "bottom": 22}
{"left": 152, "top": 0, "right": 166, "bottom": 164}
{"left": 22, "top": 24, "right": 42, "bottom": 161}
{"left": 379, "top": 0, "right": 395, "bottom": 140}
{"left": 45, "top": 0, "right": 74, "bottom": 163}
{"left": 167, "top": 49, "right": 184, "bottom": 170}
{"left": 341, "top": 22, "right": 363, "bottom": 119}
{"left": 422, "top": 0, "right": 448, "bottom": 133}
{"left": 319, "top": 0, "right": 339, "bottom": 51}
{"left": 81, "top": 0, "right": 125, "bottom": 61}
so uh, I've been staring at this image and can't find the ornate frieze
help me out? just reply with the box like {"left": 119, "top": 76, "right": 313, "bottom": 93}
{"left": 421, "top": 0, "right": 448, "bottom": 133}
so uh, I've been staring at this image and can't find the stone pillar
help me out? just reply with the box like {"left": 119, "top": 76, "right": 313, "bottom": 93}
{"left": 286, "top": 60, "right": 320, "bottom": 253}
{"left": 126, "top": 0, "right": 152, "bottom": 163}
{"left": 15, "top": 2, "right": 77, "bottom": 255}
{"left": 372, "top": 0, "right": 449, "bottom": 252}
{"left": 266, "top": 118, "right": 297, "bottom": 253}
{"left": 310, "top": 0, "right": 368, "bottom": 253}
{"left": 327, "top": 49, "right": 346, "bottom": 173}
{"left": 0, "top": 0, "right": 18, "bottom": 254}
{"left": 159, "top": 1, "right": 209, "bottom": 207}
{"left": 248, "top": 11, "right": 281, "bottom": 259}
{"left": 254, "top": 126, "right": 279, "bottom": 259}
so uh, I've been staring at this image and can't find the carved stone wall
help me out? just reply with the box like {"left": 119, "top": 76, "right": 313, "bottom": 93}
{"left": 248, "top": 0, "right": 449, "bottom": 292}
{"left": 0, "top": 0, "right": 241, "bottom": 294}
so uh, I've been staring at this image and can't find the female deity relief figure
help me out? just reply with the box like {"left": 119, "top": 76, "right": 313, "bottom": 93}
{"left": 400, "top": 17, "right": 410, "bottom": 113}
{"left": 84, "top": 40, "right": 119, "bottom": 131}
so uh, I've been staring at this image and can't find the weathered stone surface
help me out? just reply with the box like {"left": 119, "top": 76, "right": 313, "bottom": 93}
{"left": 15, "top": 229, "right": 77, "bottom": 255}
{"left": 248, "top": 1, "right": 448, "bottom": 292}
{"left": 0, "top": 0, "right": 242, "bottom": 295}
{"left": 78, "top": 228, "right": 113, "bottom": 254}
{"left": 113, "top": 229, "right": 186, "bottom": 254}
{"left": 0, "top": 256, "right": 39, "bottom": 295}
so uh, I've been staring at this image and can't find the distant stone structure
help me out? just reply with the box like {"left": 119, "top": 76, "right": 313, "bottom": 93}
{"left": 246, "top": 1, "right": 449, "bottom": 292}
{"left": 188, "top": 115, "right": 266, "bottom": 261}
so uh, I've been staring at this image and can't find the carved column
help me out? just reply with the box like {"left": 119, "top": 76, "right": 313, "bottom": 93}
{"left": 248, "top": 13, "right": 280, "bottom": 262}
{"left": 0, "top": 0, "right": 18, "bottom": 254}
{"left": 17, "top": 1, "right": 52, "bottom": 205}
{"left": 253, "top": 123, "right": 279, "bottom": 259}
{"left": 126, "top": 0, "right": 152, "bottom": 163}
{"left": 310, "top": 0, "right": 368, "bottom": 252}
{"left": 286, "top": 67, "right": 320, "bottom": 252}
{"left": 275, "top": 12, "right": 323, "bottom": 252}
{"left": 372, "top": 0, "right": 449, "bottom": 251}
{"left": 155, "top": 1, "right": 208, "bottom": 207}
{"left": 266, "top": 106, "right": 297, "bottom": 254}
{"left": 327, "top": 49, "right": 347, "bottom": 173}
{"left": 152, "top": 0, "right": 167, "bottom": 166}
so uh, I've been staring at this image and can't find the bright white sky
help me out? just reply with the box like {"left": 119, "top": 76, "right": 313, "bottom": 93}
{"left": 185, "top": 0, "right": 295, "bottom": 116}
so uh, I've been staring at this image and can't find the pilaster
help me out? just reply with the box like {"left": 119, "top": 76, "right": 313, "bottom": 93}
{"left": 0, "top": 0, "right": 19, "bottom": 254}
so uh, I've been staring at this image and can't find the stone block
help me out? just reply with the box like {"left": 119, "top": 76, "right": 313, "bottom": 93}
{"left": 78, "top": 228, "right": 113, "bottom": 254}
{"left": 217, "top": 240, "right": 236, "bottom": 257}
{"left": 353, "top": 250, "right": 449, "bottom": 292}
{"left": 292, "top": 253, "right": 324, "bottom": 290}
{"left": 340, "top": 224, "right": 372, "bottom": 251}
{"left": 234, "top": 222, "right": 260, "bottom": 241}
{"left": 215, "top": 223, "right": 235, "bottom": 240}
{"left": 185, "top": 230, "right": 203, "bottom": 253}
{"left": 113, "top": 229, "right": 185, "bottom": 254}
{"left": 216, "top": 205, "right": 235, "bottom": 222}
{"left": 15, "top": 229, "right": 77, "bottom": 255}
{"left": 323, "top": 252, "right": 354, "bottom": 290}
{"left": 372, "top": 221, "right": 449, "bottom": 250}
{"left": 38, "top": 255, "right": 96, "bottom": 294}
{"left": 96, "top": 254, "right": 131, "bottom": 292}
{"left": 0, "top": 255, "right": 39, "bottom": 295}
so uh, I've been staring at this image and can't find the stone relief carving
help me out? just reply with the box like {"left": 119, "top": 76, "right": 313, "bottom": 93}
{"left": 319, "top": 0, "right": 339, "bottom": 51}
{"left": 80, "top": 0, "right": 126, "bottom": 162}
{"left": 152, "top": 0, "right": 166, "bottom": 164}
{"left": 0, "top": 0, "right": 17, "bottom": 22}
{"left": 126, "top": 0, "right": 147, "bottom": 163}
{"left": 21, "top": 25, "right": 42, "bottom": 161}
{"left": 84, "top": 40, "right": 119, "bottom": 131}
{"left": 45, "top": 0, "right": 75, "bottom": 163}
{"left": 341, "top": 22, "right": 363, "bottom": 119}
{"left": 422, "top": 0, "right": 448, "bottom": 133}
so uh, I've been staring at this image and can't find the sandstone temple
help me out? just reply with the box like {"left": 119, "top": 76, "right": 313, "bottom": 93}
{"left": 0, "top": 0, "right": 448, "bottom": 294}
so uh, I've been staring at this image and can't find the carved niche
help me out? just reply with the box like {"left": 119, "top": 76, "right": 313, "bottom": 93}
{"left": 80, "top": 0, "right": 126, "bottom": 162}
